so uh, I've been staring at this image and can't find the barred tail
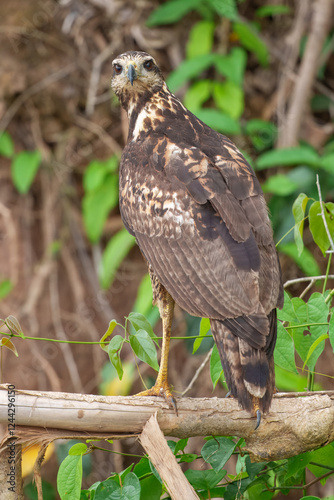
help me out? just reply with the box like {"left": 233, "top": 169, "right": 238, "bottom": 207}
{"left": 210, "top": 309, "right": 277, "bottom": 414}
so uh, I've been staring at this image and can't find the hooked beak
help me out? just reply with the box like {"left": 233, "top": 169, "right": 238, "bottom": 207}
{"left": 127, "top": 64, "right": 137, "bottom": 86}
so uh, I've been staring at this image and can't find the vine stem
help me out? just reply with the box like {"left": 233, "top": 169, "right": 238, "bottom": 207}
{"left": 316, "top": 174, "right": 334, "bottom": 254}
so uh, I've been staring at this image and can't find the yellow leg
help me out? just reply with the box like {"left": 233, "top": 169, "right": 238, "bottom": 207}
{"left": 136, "top": 270, "right": 176, "bottom": 411}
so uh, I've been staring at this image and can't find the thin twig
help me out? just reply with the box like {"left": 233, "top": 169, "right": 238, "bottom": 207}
{"left": 75, "top": 115, "right": 122, "bottom": 154}
{"left": 316, "top": 174, "right": 334, "bottom": 253}
{"left": 0, "top": 201, "right": 19, "bottom": 286}
{"left": 278, "top": 0, "right": 333, "bottom": 147}
{"left": 267, "top": 469, "right": 334, "bottom": 491}
{"left": 49, "top": 269, "right": 84, "bottom": 393}
{"left": 275, "top": 0, "right": 310, "bottom": 147}
{"left": 85, "top": 42, "right": 116, "bottom": 116}
{"left": 181, "top": 347, "right": 212, "bottom": 396}
{"left": 0, "top": 64, "right": 76, "bottom": 132}
{"left": 274, "top": 390, "right": 334, "bottom": 398}
{"left": 299, "top": 279, "right": 315, "bottom": 299}
{"left": 284, "top": 275, "right": 334, "bottom": 288}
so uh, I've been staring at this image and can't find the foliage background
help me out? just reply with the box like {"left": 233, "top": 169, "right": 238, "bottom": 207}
{"left": 0, "top": 0, "right": 333, "bottom": 498}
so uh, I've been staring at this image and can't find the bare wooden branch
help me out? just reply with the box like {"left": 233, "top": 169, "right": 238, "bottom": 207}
{"left": 140, "top": 414, "right": 199, "bottom": 500}
{"left": 279, "top": 0, "right": 333, "bottom": 147}
{"left": 0, "top": 385, "right": 333, "bottom": 462}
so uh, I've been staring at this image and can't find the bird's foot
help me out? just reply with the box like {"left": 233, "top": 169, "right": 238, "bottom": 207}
{"left": 252, "top": 396, "right": 261, "bottom": 430}
{"left": 135, "top": 380, "right": 177, "bottom": 414}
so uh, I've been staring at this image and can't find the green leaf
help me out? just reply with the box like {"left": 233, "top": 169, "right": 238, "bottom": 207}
{"left": 309, "top": 201, "right": 334, "bottom": 255}
{"left": 99, "top": 229, "right": 136, "bottom": 289}
{"left": 146, "top": 0, "right": 202, "bottom": 26}
{"left": 201, "top": 437, "right": 236, "bottom": 471}
{"left": 307, "top": 443, "right": 334, "bottom": 484}
{"left": 277, "top": 291, "right": 299, "bottom": 323}
{"left": 174, "top": 438, "right": 188, "bottom": 455}
{"left": 0, "top": 132, "right": 14, "bottom": 157}
{"left": 245, "top": 119, "right": 277, "bottom": 152}
{"left": 194, "top": 108, "right": 241, "bottom": 135}
{"left": 57, "top": 455, "right": 82, "bottom": 500}
{"left": 245, "top": 455, "right": 266, "bottom": 480}
{"left": 275, "top": 364, "right": 321, "bottom": 392}
{"left": 179, "top": 453, "right": 198, "bottom": 463}
{"left": 299, "top": 497, "right": 321, "bottom": 500}
{"left": 95, "top": 479, "right": 120, "bottom": 499}
{"left": 278, "top": 242, "right": 321, "bottom": 277}
{"left": 121, "top": 472, "right": 141, "bottom": 500}
{"left": 262, "top": 173, "right": 298, "bottom": 196}
{"left": 289, "top": 293, "right": 329, "bottom": 370}
{"left": 167, "top": 53, "right": 217, "bottom": 92}
{"left": 185, "top": 469, "right": 226, "bottom": 490}
{"left": 11, "top": 150, "right": 42, "bottom": 194}
{"left": 329, "top": 311, "right": 334, "bottom": 352}
{"left": 302, "top": 333, "right": 329, "bottom": 369}
{"left": 83, "top": 158, "right": 118, "bottom": 193}
{"left": 127, "top": 312, "right": 157, "bottom": 342}
{"left": 68, "top": 443, "right": 87, "bottom": 456}
{"left": 129, "top": 329, "right": 159, "bottom": 372}
{"left": 292, "top": 193, "right": 310, "bottom": 255}
{"left": 138, "top": 474, "right": 162, "bottom": 500}
{"left": 183, "top": 80, "right": 212, "bottom": 112}
{"left": 210, "top": 344, "right": 223, "bottom": 389}
{"left": 193, "top": 317, "right": 211, "bottom": 354}
{"left": 285, "top": 452, "right": 311, "bottom": 480}
{"left": 100, "top": 320, "right": 118, "bottom": 350}
{"left": 274, "top": 322, "right": 297, "bottom": 373}
{"left": 186, "top": 21, "right": 215, "bottom": 59}
{"left": 225, "top": 477, "right": 253, "bottom": 500}
{"left": 256, "top": 146, "right": 319, "bottom": 170}
{"left": 207, "top": 0, "right": 238, "bottom": 21}
{"left": 82, "top": 174, "right": 118, "bottom": 243}
{"left": 256, "top": 5, "right": 291, "bottom": 17}
{"left": 0, "top": 280, "right": 13, "bottom": 300}
{"left": 320, "top": 152, "right": 334, "bottom": 175}
{"left": 246, "top": 482, "right": 273, "bottom": 500}
{"left": 213, "top": 81, "right": 244, "bottom": 119}
{"left": 25, "top": 480, "right": 57, "bottom": 500}
{"left": 108, "top": 335, "right": 124, "bottom": 380}
{"left": 233, "top": 22, "right": 269, "bottom": 66}
{"left": 214, "top": 48, "right": 247, "bottom": 86}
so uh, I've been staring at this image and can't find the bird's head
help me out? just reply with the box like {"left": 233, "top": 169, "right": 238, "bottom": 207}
{"left": 111, "top": 51, "right": 165, "bottom": 109}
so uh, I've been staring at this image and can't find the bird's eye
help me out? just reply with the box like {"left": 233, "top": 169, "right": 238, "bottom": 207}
{"left": 143, "top": 59, "right": 154, "bottom": 71}
{"left": 114, "top": 63, "right": 122, "bottom": 74}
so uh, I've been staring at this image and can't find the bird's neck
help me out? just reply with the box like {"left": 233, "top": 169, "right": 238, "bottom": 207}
{"left": 126, "top": 83, "right": 176, "bottom": 142}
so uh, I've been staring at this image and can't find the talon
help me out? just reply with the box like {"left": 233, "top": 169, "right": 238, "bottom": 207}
{"left": 135, "top": 382, "right": 178, "bottom": 415}
{"left": 255, "top": 409, "right": 261, "bottom": 430}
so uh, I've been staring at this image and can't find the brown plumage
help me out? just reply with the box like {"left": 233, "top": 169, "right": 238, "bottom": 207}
{"left": 112, "top": 51, "right": 283, "bottom": 421}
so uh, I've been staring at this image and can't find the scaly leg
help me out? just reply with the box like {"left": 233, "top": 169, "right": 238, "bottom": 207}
{"left": 136, "top": 267, "right": 176, "bottom": 411}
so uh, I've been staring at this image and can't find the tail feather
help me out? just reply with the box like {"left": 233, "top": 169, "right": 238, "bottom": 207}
{"left": 211, "top": 310, "right": 277, "bottom": 414}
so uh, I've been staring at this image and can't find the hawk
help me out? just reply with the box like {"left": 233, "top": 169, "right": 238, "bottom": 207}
{"left": 111, "top": 51, "right": 283, "bottom": 427}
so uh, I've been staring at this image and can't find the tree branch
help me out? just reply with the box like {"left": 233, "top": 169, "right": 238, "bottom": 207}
{"left": 0, "top": 385, "right": 333, "bottom": 462}
{"left": 140, "top": 414, "right": 199, "bottom": 500}
{"left": 279, "top": 0, "right": 333, "bottom": 147}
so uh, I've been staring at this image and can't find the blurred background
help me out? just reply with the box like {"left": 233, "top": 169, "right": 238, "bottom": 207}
{"left": 0, "top": 0, "right": 333, "bottom": 497}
